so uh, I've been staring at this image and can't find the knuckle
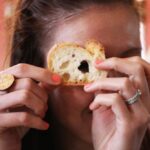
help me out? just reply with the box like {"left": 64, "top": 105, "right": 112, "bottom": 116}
{"left": 132, "top": 56, "right": 141, "bottom": 62}
{"left": 19, "top": 113, "right": 30, "bottom": 125}
{"left": 94, "top": 95, "right": 100, "bottom": 103}
{"left": 135, "top": 64, "right": 144, "bottom": 73}
{"left": 122, "top": 77, "right": 131, "bottom": 89}
{"left": 111, "top": 57, "right": 119, "bottom": 62}
{"left": 40, "top": 70, "right": 49, "bottom": 78}
{"left": 20, "top": 89, "right": 31, "bottom": 101}
{"left": 15, "top": 63, "right": 29, "bottom": 75}
{"left": 42, "top": 95, "right": 48, "bottom": 104}
{"left": 111, "top": 57, "right": 120, "bottom": 70}
{"left": 44, "top": 93, "right": 48, "bottom": 102}
{"left": 38, "top": 104, "right": 45, "bottom": 114}
{"left": 24, "top": 78, "right": 33, "bottom": 90}
{"left": 94, "top": 81, "right": 101, "bottom": 89}
{"left": 39, "top": 88, "right": 48, "bottom": 102}
{"left": 112, "top": 94, "right": 122, "bottom": 103}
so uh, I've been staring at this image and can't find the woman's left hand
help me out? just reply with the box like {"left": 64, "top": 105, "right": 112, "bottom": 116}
{"left": 84, "top": 57, "right": 150, "bottom": 150}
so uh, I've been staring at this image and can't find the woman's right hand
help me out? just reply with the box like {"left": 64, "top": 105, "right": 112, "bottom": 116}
{"left": 84, "top": 57, "right": 150, "bottom": 150}
{"left": 0, "top": 64, "right": 61, "bottom": 150}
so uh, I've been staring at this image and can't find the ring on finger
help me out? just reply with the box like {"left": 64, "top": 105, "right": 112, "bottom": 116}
{"left": 125, "top": 89, "right": 142, "bottom": 105}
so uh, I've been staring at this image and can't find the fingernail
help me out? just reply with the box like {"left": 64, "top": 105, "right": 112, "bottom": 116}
{"left": 44, "top": 122, "right": 49, "bottom": 129}
{"left": 51, "top": 74, "right": 61, "bottom": 83}
{"left": 95, "top": 59, "right": 103, "bottom": 65}
{"left": 84, "top": 83, "right": 92, "bottom": 89}
{"left": 89, "top": 103, "right": 98, "bottom": 110}
{"left": 89, "top": 103, "right": 95, "bottom": 110}
{"left": 89, "top": 105, "right": 93, "bottom": 110}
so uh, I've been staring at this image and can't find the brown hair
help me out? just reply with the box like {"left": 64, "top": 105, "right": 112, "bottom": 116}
{"left": 10, "top": 0, "right": 136, "bottom": 67}
{"left": 10, "top": 1, "right": 150, "bottom": 150}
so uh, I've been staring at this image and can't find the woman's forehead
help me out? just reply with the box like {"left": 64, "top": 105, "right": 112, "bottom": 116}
{"left": 47, "top": 4, "right": 140, "bottom": 57}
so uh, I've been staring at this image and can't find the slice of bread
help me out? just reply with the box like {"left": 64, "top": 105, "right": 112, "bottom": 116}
{"left": 47, "top": 41, "right": 107, "bottom": 85}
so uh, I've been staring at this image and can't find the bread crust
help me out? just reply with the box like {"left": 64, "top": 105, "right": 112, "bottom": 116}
{"left": 47, "top": 41, "right": 107, "bottom": 86}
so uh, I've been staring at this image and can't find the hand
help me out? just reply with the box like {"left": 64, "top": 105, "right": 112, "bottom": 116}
{"left": 84, "top": 57, "right": 150, "bottom": 150}
{"left": 0, "top": 64, "right": 61, "bottom": 150}
{"left": 125, "top": 56, "right": 150, "bottom": 94}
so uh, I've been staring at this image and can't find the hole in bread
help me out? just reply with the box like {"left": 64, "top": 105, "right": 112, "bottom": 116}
{"left": 78, "top": 60, "right": 89, "bottom": 73}
{"left": 60, "top": 61, "right": 69, "bottom": 69}
{"left": 62, "top": 73, "right": 70, "bottom": 81}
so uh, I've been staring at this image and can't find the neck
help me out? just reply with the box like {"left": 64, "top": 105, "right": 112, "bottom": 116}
{"left": 51, "top": 125, "right": 94, "bottom": 150}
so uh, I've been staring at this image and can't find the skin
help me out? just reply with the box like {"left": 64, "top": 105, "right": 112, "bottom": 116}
{"left": 47, "top": 4, "right": 148, "bottom": 150}
{"left": 0, "top": 3, "right": 150, "bottom": 150}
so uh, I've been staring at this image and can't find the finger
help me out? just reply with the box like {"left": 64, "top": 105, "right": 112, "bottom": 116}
{"left": 0, "top": 112, "right": 49, "bottom": 130}
{"left": 126, "top": 56, "right": 150, "bottom": 77}
{"left": 0, "top": 64, "right": 61, "bottom": 85}
{"left": 84, "top": 78, "right": 136, "bottom": 100}
{"left": 8, "top": 78, "right": 48, "bottom": 104}
{"left": 0, "top": 91, "right": 7, "bottom": 95}
{"left": 90, "top": 93, "right": 130, "bottom": 123}
{"left": 95, "top": 57, "right": 148, "bottom": 96}
{"left": 84, "top": 78, "right": 147, "bottom": 114}
{"left": 126, "top": 56, "right": 150, "bottom": 87}
{"left": 95, "top": 57, "right": 143, "bottom": 76}
{"left": 0, "top": 90, "right": 47, "bottom": 117}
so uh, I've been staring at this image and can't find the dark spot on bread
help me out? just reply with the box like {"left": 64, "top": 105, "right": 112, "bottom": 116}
{"left": 60, "top": 61, "right": 69, "bottom": 69}
{"left": 78, "top": 60, "right": 89, "bottom": 73}
{"left": 72, "top": 54, "right": 75, "bottom": 57}
{"left": 62, "top": 73, "right": 70, "bottom": 81}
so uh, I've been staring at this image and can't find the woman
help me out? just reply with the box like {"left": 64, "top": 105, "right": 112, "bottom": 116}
{"left": 0, "top": 0, "right": 150, "bottom": 150}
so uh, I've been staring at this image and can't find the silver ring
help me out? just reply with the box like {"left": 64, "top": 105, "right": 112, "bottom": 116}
{"left": 126, "top": 89, "right": 142, "bottom": 105}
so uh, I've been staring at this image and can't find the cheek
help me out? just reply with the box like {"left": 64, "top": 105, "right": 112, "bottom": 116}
{"left": 48, "top": 86, "right": 93, "bottom": 143}
{"left": 48, "top": 86, "right": 94, "bottom": 120}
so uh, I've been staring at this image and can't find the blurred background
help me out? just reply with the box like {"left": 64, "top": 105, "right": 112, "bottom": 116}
{"left": 0, "top": 0, "right": 149, "bottom": 70}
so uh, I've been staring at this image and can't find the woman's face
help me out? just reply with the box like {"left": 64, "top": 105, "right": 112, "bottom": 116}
{"left": 46, "top": 4, "right": 141, "bottom": 143}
